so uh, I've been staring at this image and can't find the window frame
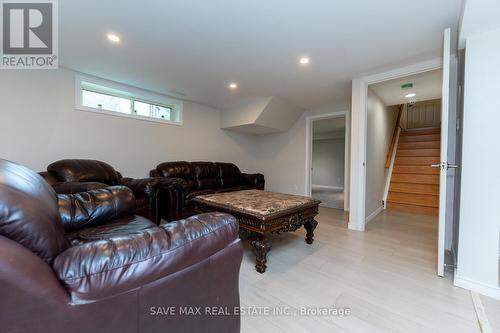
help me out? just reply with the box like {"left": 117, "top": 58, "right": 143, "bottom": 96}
{"left": 75, "top": 75, "right": 183, "bottom": 126}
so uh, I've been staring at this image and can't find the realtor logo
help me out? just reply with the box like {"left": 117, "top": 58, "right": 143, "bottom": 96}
{"left": 1, "top": 0, "right": 58, "bottom": 69}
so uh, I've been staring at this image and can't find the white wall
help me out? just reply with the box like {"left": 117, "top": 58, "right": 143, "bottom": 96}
{"left": 0, "top": 69, "right": 259, "bottom": 177}
{"left": 455, "top": 27, "right": 500, "bottom": 299}
{"left": 365, "top": 89, "right": 398, "bottom": 219}
{"left": 312, "top": 131, "right": 345, "bottom": 188}
{"left": 255, "top": 104, "right": 349, "bottom": 196}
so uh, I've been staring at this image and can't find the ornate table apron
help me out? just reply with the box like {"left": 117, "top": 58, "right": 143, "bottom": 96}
{"left": 193, "top": 193, "right": 320, "bottom": 273}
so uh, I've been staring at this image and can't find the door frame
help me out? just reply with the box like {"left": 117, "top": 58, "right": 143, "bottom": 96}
{"left": 305, "top": 110, "right": 348, "bottom": 211}
{"left": 349, "top": 57, "right": 442, "bottom": 231}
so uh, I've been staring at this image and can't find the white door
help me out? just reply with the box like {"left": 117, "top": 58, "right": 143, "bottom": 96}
{"left": 436, "top": 28, "right": 451, "bottom": 277}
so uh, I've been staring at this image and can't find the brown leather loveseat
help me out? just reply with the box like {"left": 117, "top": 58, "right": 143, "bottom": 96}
{"left": 40, "top": 159, "right": 183, "bottom": 224}
{"left": 0, "top": 159, "right": 243, "bottom": 333}
{"left": 150, "top": 161, "right": 264, "bottom": 218}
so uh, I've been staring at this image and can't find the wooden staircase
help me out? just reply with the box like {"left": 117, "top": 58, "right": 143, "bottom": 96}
{"left": 386, "top": 127, "right": 440, "bottom": 215}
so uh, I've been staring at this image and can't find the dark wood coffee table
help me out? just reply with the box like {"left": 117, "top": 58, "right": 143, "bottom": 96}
{"left": 193, "top": 190, "right": 320, "bottom": 273}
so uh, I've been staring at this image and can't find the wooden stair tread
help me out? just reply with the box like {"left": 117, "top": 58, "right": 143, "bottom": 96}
{"left": 391, "top": 173, "right": 440, "bottom": 185}
{"left": 399, "top": 134, "right": 441, "bottom": 142}
{"left": 386, "top": 202, "right": 438, "bottom": 216}
{"left": 398, "top": 141, "right": 440, "bottom": 149}
{"left": 387, "top": 192, "right": 439, "bottom": 207}
{"left": 395, "top": 156, "right": 440, "bottom": 165}
{"left": 401, "top": 128, "right": 441, "bottom": 136}
{"left": 387, "top": 127, "right": 441, "bottom": 216}
{"left": 393, "top": 165, "right": 439, "bottom": 175}
{"left": 396, "top": 149, "right": 440, "bottom": 157}
{"left": 389, "top": 183, "right": 439, "bottom": 195}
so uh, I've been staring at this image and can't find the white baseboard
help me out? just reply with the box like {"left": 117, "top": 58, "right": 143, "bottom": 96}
{"left": 454, "top": 274, "right": 500, "bottom": 301}
{"left": 348, "top": 222, "right": 365, "bottom": 231}
{"left": 365, "top": 206, "right": 384, "bottom": 225}
{"left": 312, "top": 184, "right": 344, "bottom": 191}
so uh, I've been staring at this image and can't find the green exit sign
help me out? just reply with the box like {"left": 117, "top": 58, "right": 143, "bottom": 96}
{"left": 401, "top": 83, "right": 414, "bottom": 89}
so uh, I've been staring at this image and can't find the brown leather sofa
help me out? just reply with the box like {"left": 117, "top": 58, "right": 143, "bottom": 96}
{"left": 150, "top": 161, "right": 265, "bottom": 218}
{"left": 40, "top": 159, "right": 183, "bottom": 224}
{"left": 0, "top": 159, "right": 243, "bottom": 333}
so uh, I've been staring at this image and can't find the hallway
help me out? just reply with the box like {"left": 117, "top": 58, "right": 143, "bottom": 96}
{"left": 312, "top": 187, "right": 344, "bottom": 210}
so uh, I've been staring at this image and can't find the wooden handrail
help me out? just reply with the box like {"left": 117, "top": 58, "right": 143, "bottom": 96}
{"left": 385, "top": 104, "right": 403, "bottom": 168}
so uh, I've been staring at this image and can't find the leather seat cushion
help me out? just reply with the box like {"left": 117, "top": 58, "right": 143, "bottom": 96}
{"left": 216, "top": 186, "right": 254, "bottom": 193}
{"left": 217, "top": 187, "right": 242, "bottom": 194}
{"left": 66, "top": 215, "right": 156, "bottom": 246}
{"left": 234, "top": 185, "right": 255, "bottom": 191}
{"left": 186, "top": 189, "right": 217, "bottom": 200}
{"left": 54, "top": 213, "right": 239, "bottom": 303}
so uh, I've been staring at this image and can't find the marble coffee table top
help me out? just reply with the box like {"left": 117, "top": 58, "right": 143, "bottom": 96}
{"left": 194, "top": 189, "right": 320, "bottom": 218}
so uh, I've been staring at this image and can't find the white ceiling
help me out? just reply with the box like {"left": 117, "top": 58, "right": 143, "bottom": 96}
{"left": 59, "top": 0, "right": 460, "bottom": 110}
{"left": 370, "top": 69, "right": 442, "bottom": 106}
{"left": 313, "top": 117, "right": 346, "bottom": 133}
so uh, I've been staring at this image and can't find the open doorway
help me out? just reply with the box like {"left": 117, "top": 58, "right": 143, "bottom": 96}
{"left": 363, "top": 63, "right": 458, "bottom": 280}
{"left": 367, "top": 69, "right": 443, "bottom": 217}
{"left": 305, "top": 111, "right": 348, "bottom": 211}
{"left": 310, "top": 116, "right": 346, "bottom": 210}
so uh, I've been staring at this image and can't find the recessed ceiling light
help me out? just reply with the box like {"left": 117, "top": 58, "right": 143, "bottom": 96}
{"left": 107, "top": 33, "right": 121, "bottom": 43}
{"left": 299, "top": 57, "right": 310, "bottom": 65}
{"left": 405, "top": 93, "right": 416, "bottom": 98}
{"left": 228, "top": 82, "right": 238, "bottom": 89}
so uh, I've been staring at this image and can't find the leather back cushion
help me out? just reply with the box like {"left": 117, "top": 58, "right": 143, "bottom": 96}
{"left": 0, "top": 159, "right": 68, "bottom": 264}
{"left": 216, "top": 162, "right": 242, "bottom": 188}
{"left": 58, "top": 186, "right": 135, "bottom": 232}
{"left": 47, "top": 159, "right": 120, "bottom": 185}
{"left": 192, "top": 162, "right": 221, "bottom": 189}
{"left": 156, "top": 161, "right": 193, "bottom": 179}
{"left": 156, "top": 161, "right": 197, "bottom": 191}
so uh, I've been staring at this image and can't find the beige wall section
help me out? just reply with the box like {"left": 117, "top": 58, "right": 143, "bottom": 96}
{"left": 255, "top": 103, "right": 348, "bottom": 196}
{"left": 365, "top": 89, "right": 398, "bottom": 219}
{"left": 0, "top": 69, "right": 259, "bottom": 177}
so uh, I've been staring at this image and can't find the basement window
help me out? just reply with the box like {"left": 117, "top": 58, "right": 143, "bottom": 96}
{"left": 75, "top": 75, "right": 182, "bottom": 125}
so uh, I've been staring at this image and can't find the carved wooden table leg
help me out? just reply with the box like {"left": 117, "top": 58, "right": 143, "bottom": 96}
{"left": 304, "top": 219, "right": 318, "bottom": 244}
{"left": 251, "top": 235, "right": 272, "bottom": 273}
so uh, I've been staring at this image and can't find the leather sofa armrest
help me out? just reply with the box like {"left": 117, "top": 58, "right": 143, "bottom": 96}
{"left": 241, "top": 173, "right": 265, "bottom": 190}
{"left": 53, "top": 212, "right": 240, "bottom": 303}
{"left": 156, "top": 178, "right": 187, "bottom": 221}
{"left": 57, "top": 186, "right": 135, "bottom": 232}
{"left": 120, "top": 177, "right": 163, "bottom": 199}
{"left": 121, "top": 177, "right": 185, "bottom": 224}
{"left": 52, "top": 181, "right": 109, "bottom": 194}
